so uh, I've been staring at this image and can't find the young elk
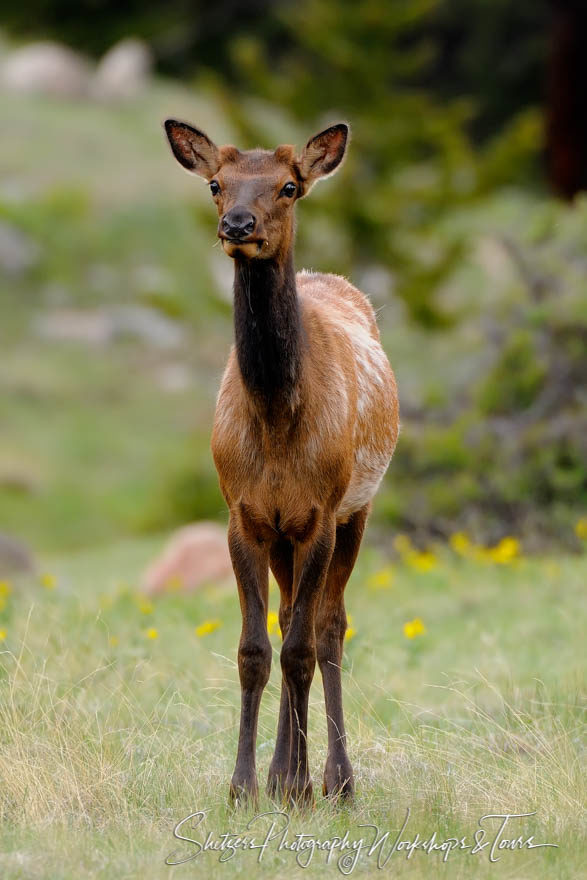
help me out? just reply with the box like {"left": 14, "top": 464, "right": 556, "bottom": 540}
{"left": 165, "top": 119, "right": 399, "bottom": 804}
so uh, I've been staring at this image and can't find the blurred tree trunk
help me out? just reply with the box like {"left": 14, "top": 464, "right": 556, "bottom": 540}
{"left": 546, "top": 0, "right": 587, "bottom": 199}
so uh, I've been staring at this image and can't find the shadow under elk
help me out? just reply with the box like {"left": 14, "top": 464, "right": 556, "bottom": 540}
{"left": 164, "top": 118, "right": 399, "bottom": 805}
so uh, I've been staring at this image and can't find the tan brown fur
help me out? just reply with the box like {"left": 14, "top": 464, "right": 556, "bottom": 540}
{"left": 212, "top": 272, "right": 398, "bottom": 538}
{"left": 164, "top": 118, "right": 399, "bottom": 805}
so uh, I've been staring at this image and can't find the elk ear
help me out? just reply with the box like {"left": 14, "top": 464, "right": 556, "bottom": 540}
{"left": 164, "top": 119, "right": 220, "bottom": 179}
{"left": 298, "top": 123, "right": 349, "bottom": 193}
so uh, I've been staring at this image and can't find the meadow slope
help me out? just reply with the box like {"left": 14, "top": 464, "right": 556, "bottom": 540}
{"left": 0, "top": 537, "right": 584, "bottom": 879}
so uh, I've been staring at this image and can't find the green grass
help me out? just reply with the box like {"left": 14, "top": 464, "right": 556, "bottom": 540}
{"left": 0, "top": 540, "right": 584, "bottom": 878}
{"left": 0, "top": 84, "right": 585, "bottom": 876}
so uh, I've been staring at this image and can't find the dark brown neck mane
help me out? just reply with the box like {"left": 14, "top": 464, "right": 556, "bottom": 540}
{"left": 233, "top": 249, "right": 303, "bottom": 416}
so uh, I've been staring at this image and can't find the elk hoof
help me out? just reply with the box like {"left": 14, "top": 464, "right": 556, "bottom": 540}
{"left": 323, "top": 756, "right": 354, "bottom": 801}
{"left": 229, "top": 773, "right": 258, "bottom": 807}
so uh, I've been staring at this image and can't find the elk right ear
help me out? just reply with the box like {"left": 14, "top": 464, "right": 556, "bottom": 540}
{"left": 298, "top": 123, "right": 349, "bottom": 194}
{"left": 164, "top": 119, "right": 220, "bottom": 179}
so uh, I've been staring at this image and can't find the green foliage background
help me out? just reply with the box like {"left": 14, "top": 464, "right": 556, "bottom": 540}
{"left": 0, "top": 0, "right": 585, "bottom": 553}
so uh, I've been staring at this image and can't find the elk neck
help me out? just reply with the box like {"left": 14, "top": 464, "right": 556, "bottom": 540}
{"left": 232, "top": 247, "right": 303, "bottom": 419}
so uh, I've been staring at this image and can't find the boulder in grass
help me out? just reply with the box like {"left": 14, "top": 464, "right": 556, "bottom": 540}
{"left": 0, "top": 533, "right": 36, "bottom": 576}
{"left": 0, "top": 222, "right": 40, "bottom": 277}
{"left": 32, "top": 305, "right": 184, "bottom": 349}
{"left": 91, "top": 38, "right": 153, "bottom": 101}
{"left": 141, "top": 522, "right": 233, "bottom": 595}
{"left": 0, "top": 42, "right": 91, "bottom": 97}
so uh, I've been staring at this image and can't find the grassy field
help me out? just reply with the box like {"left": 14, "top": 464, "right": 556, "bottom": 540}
{"left": 0, "top": 83, "right": 585, "bottom": 879}
{"left": 0, "top": 537, "right": 584, "bottom": 879}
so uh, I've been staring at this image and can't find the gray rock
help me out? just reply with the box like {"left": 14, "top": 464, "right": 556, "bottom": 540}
{"left": 0, "top": 221, "right": 40, "bottom": 276}
{"left": 108, "top": 305, "right": 184, "bottom": 349}
{"left": 141, "top": 523, "right": 232, "bottom": 594}
{"left": 0, "top": 533, "right": 36, "bottom": 575}
{"left": 0, "top": 42, "right": 91, "bottom": 97}
{"left": 32, "top": 305, "right": 185, "bottom": 349}
{"left": 33, "top": 309, "right": 112, "bottom": 346}
{"left": 91, "top": 38, "right": 153, "bottom": 101}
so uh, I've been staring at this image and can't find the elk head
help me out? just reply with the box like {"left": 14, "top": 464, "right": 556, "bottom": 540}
{"left": 164, "top": 119, "right": 349, "bottom": 261}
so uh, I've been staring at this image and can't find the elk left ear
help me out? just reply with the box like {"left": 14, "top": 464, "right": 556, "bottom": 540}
{"left": 298, "top": 123, "right": 349, "bottom": 193}
{"left": 164, "top": 119, "right": 220, "bottom": 179}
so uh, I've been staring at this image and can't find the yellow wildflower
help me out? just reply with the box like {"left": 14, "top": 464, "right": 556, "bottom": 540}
{"left": 394, "top": 534, "right": 437, "bottom": 572}
{"left": 367, "top": 565, "right": 394, "bottom": 590}
{"left": 406, "top": 551, "right": 437, "bottom": 572}
{"left": 0, "top": 628, "right": 6, "bottom": 641}
{"left": 145, "top": 627, "right": 159, "bottom": 640}
{"left": 40, "top": 573, "right": 56, "bottom": 590}
{"left": 0, "top": 580, "right": 12, "bottom": 597}
{"left": 345, "top": 626, "right": 356, "bottom": 642}
{"left": 195, "top": 619, "right": 222, "bottom": 637}
{"left": 487, "top": 537, "right": 520, "bottom": 565}
{"left": 109, "top": 635, "right": 119, "bottom": 647}
{"left": 267, "top": 611, "right": 281, "bottom": 637}
{"left": 403, "top": 618, "right": 426, "bottom": 639}
{"left": 449, "top": 532, "right": 471, "bottom": 557}
{"left": 138, "top": 599, "right": 154, "bottom": 615}
{"left": 575, "top": 517, "right": 587, "bottom": 540}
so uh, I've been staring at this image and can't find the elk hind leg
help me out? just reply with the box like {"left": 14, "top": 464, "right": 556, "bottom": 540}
{"left": 267, "top": 537, "right": 294, "bottom": 798}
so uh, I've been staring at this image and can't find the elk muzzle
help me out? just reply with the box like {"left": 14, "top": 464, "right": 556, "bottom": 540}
{"left": 219, "top": 207, "right": 264, "bottom": 259}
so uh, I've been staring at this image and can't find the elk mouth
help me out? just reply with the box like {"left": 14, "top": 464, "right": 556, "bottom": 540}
{"left": 220, "top": 237, "right": 266, "bottom": 259}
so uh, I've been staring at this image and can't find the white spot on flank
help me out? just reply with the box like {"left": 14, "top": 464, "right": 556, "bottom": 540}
{"left": 327, "top": 316, "right": 388, "bottom": 418}
{"left": 317, "top": 366, "right": 349, "bottom": 436}
{"left": 338, "top": 446, "right": 392, "bottom": 517}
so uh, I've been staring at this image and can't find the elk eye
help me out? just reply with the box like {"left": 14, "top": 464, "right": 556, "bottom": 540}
{"left": 209, "top": 181, "right": 220, "bottom": 196}
{"left": 280, "top": 182, "right": 297, "bottom": 198}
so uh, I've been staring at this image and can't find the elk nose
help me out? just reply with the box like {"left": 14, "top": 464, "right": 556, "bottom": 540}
{"left": 221, "top": 208, "right": 256, "bottom": 239}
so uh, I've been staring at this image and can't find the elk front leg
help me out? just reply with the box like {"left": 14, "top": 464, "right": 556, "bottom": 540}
{"left": 316, "top": 504, "right": 369, "bottom": 799}
{"left": 228, "top": 514, "right": 271, "bottom": 805}
{"left": 280, "top": 514, "right": 336, "bottom": 803}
